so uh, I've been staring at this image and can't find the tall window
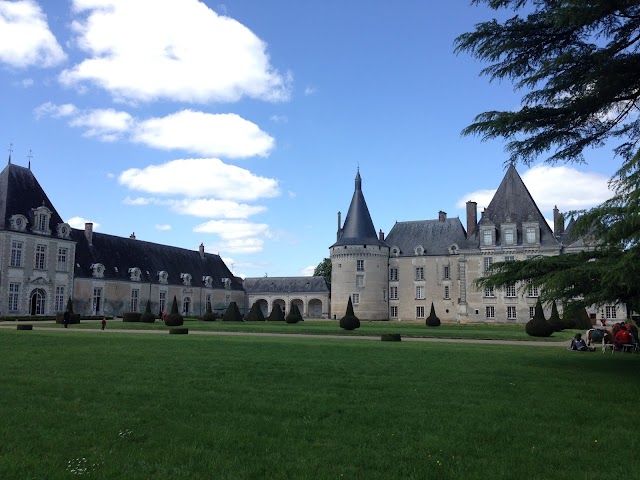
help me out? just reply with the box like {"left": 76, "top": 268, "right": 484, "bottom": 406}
{"left": 507, "top": 306, "right": 517, "bottom": 320}
{"left": 416, "top": 306, "right": 425, "bottom": 318}
{"left": 484, "top": 286, "right": 495, "bottom": 298}
{"left": 130, "top": 289, "right": 139, "bottom": 312}
{"left": 529, "top": 306, "right": 535, "bottom": 319}
{"left": 483, "top": 229, "right": 493, "bottom": 246}
{"left": 443, "top": 265, "right": 450, "bottom": 280}
{"left": 389, "top": 268, "right": 398, "bottom": 281}
{"left": 528, "top": 282, "right": 539, "bottom": 297}
{"left": 351, "top": 293, "right": 360, "bottom": 305}
{"left": 505, "top": 284, "right": 517, "bottom": 298}
{"left": 416, "top": 286, "right": 424, "bottom": 299}
{"left": 483, "top": 256, "right": 493, "bottom": 272}
{"left": 415, "top": 266, "right": 424, "bottom": 280}
{"left": 526, "top": 227, "right": 537, "bottom": 243}
{"left": 390, "top": 306, "right": 398, "bottom": 318}
{"left": 57, "top": 247, "right": 68, "bottom": 271}
{"left": 605, "top": 305, "right": 617, "bottom": 319}
{"left": 37, "top": 213, "right": 48, "bottom": 231}
{"left": 444, "top": 285, "right": 450, "bottom": 300}
{"left": 486, "top": 306, "right": 495, "bottom": 319}
{"left": 93, "top": 288, "right": 102, "bottom": 314}
{"left": 34, "top": 244, "right": 47, "bottom": 270}
{"left": 356, "top": 275, "right": 365, "bottom": 287}
{"left": 183, "top": 297, "right": 191, "bottom": 315}
{"left": 8, "top": 283, "right": 20, "bottom": 312}
{"left": 30, "top": 289, "right": 46, "bottom": 315}
{"left": 504, "top": 229, "right": 514, "bottom": 245}
{"left": 206, "top": 293, "right": 212, "bottom": 312}
{"left": 10, "top": 240, "right": 23, "bottom": 267}
{"left": 159, "top": 291, "right": 167, "bottom": 313}
{"left": 356, "top": 260, "right": 364, "bottom": 272}
{"left": 390, "top": 286, "right": 398, "bottom": 300}
{"left": 55, "top": 286, "right": 65, "bottom": 312}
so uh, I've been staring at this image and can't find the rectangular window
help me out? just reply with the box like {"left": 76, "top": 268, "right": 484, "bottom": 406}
{"left": 352, "top": 293, "right": 360, "bottom": 305}
{"left": 8, "top": 283, "right": 20, "bottom": 312}
{"left": 389, "top": 268, "right": 398, "bottom": 281}
{"left": 504, "top": 229, "right": 514, "bottom": 245}
{"left": 390, "top": 306, "right": 398, "bottom": 318}
{"left": 483, "top": 256, "right": 493, "bottom": 272}
{"left": 130, "top": 289, "right": 139, "bottom": 312}
{"left": 484, "top": 286, "right": 495, "bottom": 298}
{"left": 507, "top": 306, "right": 517, "bottom": 320}
{"left": 504, "top": 255, "right": 515, "bottom": 262}
{"left": 443, "top": 265, "right": 450, "bottom": 280}
{"left": 356, "top": 260, "right": 364, "bottom": 272}
{"left": 444, "top": 285, "right": 450, "bottom": 300}
{"left": 415, "top": 267, "right": 424, "bottom": 281}
{"left": 486, "top": 306, "right": 495, "bottom": 319}
{"left": 206, "top": 293, "right": 212, "bottom": 312}
{"left": 57, "top": 247, "right": 68, "bottom": 271}
{"left": 92, "top": 288, "right": 102, "bottom": 314}
{"left": 605, "top": 306, "right": 617, "bottom": 319}
{"left": 10, "top": 240, "right": 23, "bottom": 267}
{"left": 416, "top": 286, "right": 424, "bottom": 300}
{"left": 390, "top": 286, "right": 398, "bottom": 300}
{"left": 356, "top": 275, "right": 365, "bottom": 287}
{"left": 159, "top": 291, "right": 167, "bottom": 313}
{"left": 505, "top": 284, "right": 516, "bottom": 298}
{"left": 416, "top": 306, "right": 425, "bottom": 318}
{"left": 529, "top": 307, "right": 535, "bottom": 319}
{"left": 37, "top": 214, "right": 47, "bottom": 231}
{"left": 528, "top": 282, "right": 539, "bottom": 298}
{"left": 55, "top": 286, "right": 65, "bottom": 312}
{"left": 483, "top": 229, "right": 493, "bottom": 246}
{"left": 526, "top": 227, "right": 537, "bottom": 243}
{"left": 34, "top": 244, "right": 47, "bottom": 270}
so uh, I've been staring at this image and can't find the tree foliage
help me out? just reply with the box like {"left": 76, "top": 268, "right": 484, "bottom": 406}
{"left": 313, "top": 258, "right": 332, "bottom": 284}
{"left": 459, "top": 1, "right": 640, "bottom": 313}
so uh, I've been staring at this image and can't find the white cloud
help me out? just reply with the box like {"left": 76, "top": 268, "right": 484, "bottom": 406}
{"left": 60, "top": 0, "right": 290, "bottom": 103}
{"left": 304, "top": 86, "right": 317, "bottom": 96}
{"left": 270, "top": 114, "right": 288, "bottom": 123}
{"left": 208, "top": 238, "right": 264, "bottom": 254}
{"left": 20, "top": 78, "right": 33, "bottom": 87}
{"left": 34, "top": 102, "right": 78, "bottom": 119}
{"left": 133, "top": 110, "right": 274, "bottom": 158}
{"left": 119, "top": 158, "right": 279, "bottom": 201}
{"left": 194, "top": 219, "right": 269, "bottom": 239}
{"left": 457, "top": 165, "right": 612, "bottom": 213}
{"left": 0, "top": 0, "right": 66, "bottom": 68}
{"left": 67, "top": 216, "right": 100, "bottom": 229}
{"left": 155, "top": 224, "right": 172, "bottom": 231}
{"left": 69, "top": 108, "right": 133, "bottom": 141}
{"left": 301, "top": 265, "right": 315, "bottom": 276}
{"left": 168, "top": 198, "right": 266, "bottom": 218}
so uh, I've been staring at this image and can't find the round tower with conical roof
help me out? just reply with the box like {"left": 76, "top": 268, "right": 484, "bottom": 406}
{"left": 330, "top": 170, "right": 389, "bottom": 320}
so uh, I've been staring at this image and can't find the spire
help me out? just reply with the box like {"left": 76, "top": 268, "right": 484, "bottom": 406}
{"left": 355, "top": 167, "right": 361, "bottom": 191}
{"left": 8, "top": 143, "right": 12, "bottom": 164}
{"left": 27, "top": 150, "right": 33, "bottom": 170}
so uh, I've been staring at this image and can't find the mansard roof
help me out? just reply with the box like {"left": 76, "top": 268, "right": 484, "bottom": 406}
{"left": 71, "top": 229, "right": 242, "bottom": 290}
{"left": 470, "top": 164, "right": 559, "bottom": 248}
{"left": 243, "top": 276, "right": 330, "bottom": 294}
{"left": 385, "top": 217, "right": 470, "bottom": 256}
{"left": 332, "top": 169, "right": 387, "bottom": 247}
{"left": 0, "top": 163, "right": 64, "bottom": 230}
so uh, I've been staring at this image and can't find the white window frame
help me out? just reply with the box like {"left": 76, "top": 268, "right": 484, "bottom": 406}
{"left": 483, "top": 256, "right": 493, "bottom": 272}
{"left": 416, "top": 306, "right": 425, "bottom": 318}
{"left": 507, "top": 306, "right": 517, "bottom": 320}
{"left": 484, "top": 286, "right": 495, "bottom": 298}
{"left": 526, "top": 226, "right": 537, "bottom": 244}
{"left": 415, "top": 266, "right": 424, "bottom": 281}
{"left": 57, "top": 247, "right": 68, "bottom": 272}
{"left": 34, "top": 244, "right": 47, "bottom": 270}
{"left": 444, "top": 285, "right": 450, "bottom": 300}
{"left": 505, "top": 284, "right": 517, "bottom": 298}
{"left": 503, "top": 229, "right": 514, "bottom": 245}
{"left": 605, "top": 305, "right": 617, "bottom": 319}
{"left": 130, "top": 289, "right": 140, "bottom": 312}
{"left": 55, "top": 286, "right": 65, "bottom": 312}
{"left": 482, "top": 229, "right": 493, "bottom": 246}
{"left": 356, "top": 275, "right": 365, "bottom": 288}
{"left": 416, "top": 286, "right": 424, "bottom": 300}
{"left": 351, "top": 293, "right": 360, "bottom": 305}
{"left": 92, "top": 287, "right": 103, "bottom": 315}
{"left": 529, "top": 306, "right": 535, "bottom": 319}
{"left": 356, "top": 260, "right": 364, "bottom": 272}
{"left": 390, "top": 306, "right": 398, "bottom": 318}
{"left": 486, "top": 306, "right": 495, "bottom": 319}
{"left": 183, "top": 296, "right": 191, "bottom": 315}
{"left": 159, "top": 291, "right": 167, "bottom": 313}
{"left": 390, "top": 286, "right": 398, "bottom": 300}
{"left": 528, "top": 282, "right": 539, "bottom": 298}
{"left": 10, "top": 240, "right": 23, "bottom": 267}
{"left": 443, "top": 265, "right": 450, "bottom": 280}
{"left": 8, "top": 283, "right": 20, "bottom": 312}
{"left": 389, "top": 268, "right": 398, "bottom": 281}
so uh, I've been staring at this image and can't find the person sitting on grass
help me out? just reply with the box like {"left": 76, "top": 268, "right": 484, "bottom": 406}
{"left": 614, "top": 324, "right": 631, "bottom": 351}
{"left": 571, "top": 333, "right": 595, "bottom": 352}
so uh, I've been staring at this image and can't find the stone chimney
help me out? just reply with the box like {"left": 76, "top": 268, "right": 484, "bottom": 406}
{"left": 553, "top": 205, "right": 565, "bottom": 235}
{"left": 129, "top": 232, "right": 136, "bottom": 239}
{"left": 438, "top": 211, "right": 447, "bottom": 222}
{"left": 466, "top": 201, "right": 477, "bottom": 237}
{"left": 84, "top": 222, "right": 93, "bottom": 245}
{"left": 379, "top": 229, "right": 385, "bottom": 241}
{"left": 199, "top": 243, "right": 205, "bottom": 259}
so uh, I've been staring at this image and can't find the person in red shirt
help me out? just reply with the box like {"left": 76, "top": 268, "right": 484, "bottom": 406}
{"left": 614, "top": 324, "right": 631, "bottom": 350}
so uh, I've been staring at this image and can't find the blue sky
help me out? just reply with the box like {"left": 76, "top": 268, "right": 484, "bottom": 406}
{"left": 0, "top": 0, "right": 617, "bottom": 278}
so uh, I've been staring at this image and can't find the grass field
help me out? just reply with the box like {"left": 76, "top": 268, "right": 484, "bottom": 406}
{"left": 1, "top": 329, "right": 639, "bottom": 479}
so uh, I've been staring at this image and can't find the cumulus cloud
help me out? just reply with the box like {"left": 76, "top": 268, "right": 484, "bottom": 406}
{"left": 34, "top": 102, "right": 78, "bottom": 119}
{"left": 209, "top": 237, "right": 264, "bottom": 254}
{"left": 68, "top": 108, "right": 133, "bottom": 141}
{"left": 301, "top": 265, "right": 315, "bottom": 276}
{"left": 119, "top": 158, "right": 279, "bottom": 201}
{"left": 60, "top": 0, "right": 290, "bottom": 103}
{"left": 196, "top": 220, "right": 270, "bottom": 254}
{"left": 457, "top": 165, "right": 612, "bottom": 213}
{"left": 67, "top": 216, "right": 100, "bottom": 229}
{"left": 155, "top": 224, "right": 172, "bottom": 231}
{"left": 123, "top": 196, "right": 266, "bottom": 219}
{"left": 0, "top": 0, "right": 66, "bottom": 68}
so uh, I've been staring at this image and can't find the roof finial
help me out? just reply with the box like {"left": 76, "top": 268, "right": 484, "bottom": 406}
{"left": 27, "top": 149, "right": 33, "bottom": 170}
{"left": 355, "top": 166, "right": 362, "bottom": 191}
{"left": 8, "top": 143, "right": 13, "bottom": 164}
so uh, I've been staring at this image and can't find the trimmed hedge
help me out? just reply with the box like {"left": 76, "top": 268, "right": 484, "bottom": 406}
{"left": 267, "top": 303, "right": 285, "bottom": 322}
{"left": 17, "top": 324, "right": 33, "bottom": 330}
{"left": 285, "top": 304, "right": 303, "bottom": 324}
{"left": 123, "top": 312, "right": 142, "bottom": 323}
{"left": 165, "top": 296, "right": 184, "bottom": 327}
{"left": 169, "top": 328, "right": 188, "bottom": 334}
{"left": 245, "top": 301, "right": 266, "bottom": 321}
{"left": 140, "top": 300, "right": 156, "bottom": 323}
{"left": 381, "top": 333, "right": 401, "bottom": 342}
{"left": 202, "top": 301, "right": 217, "bottom": 321}
{"left": 547, "top": 300, "right": 563, "bottom": 331}
{"left": 426, "top": 303, "right": 441, "bottom": 327}
{"left": 223, "top": 302, "right": 243, "bottom": 322}
{"left": 525, "top": 299, "right": 553, "bottom": 337}
{"left": 340, "top": 297, "right": 360, "bottom": 331}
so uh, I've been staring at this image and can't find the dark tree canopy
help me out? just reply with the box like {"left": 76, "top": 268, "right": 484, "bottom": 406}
{"left": 459, "top": 1, "right": 640, "bottom": 314}
{"left": 313, "top": 258, "right": 332, "bottom": 284}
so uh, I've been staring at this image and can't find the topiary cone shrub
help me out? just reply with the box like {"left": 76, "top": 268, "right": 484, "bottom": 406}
{"left": 57, "top": 297, "right": 81, "bottom": 324}
{"left": 525, "top": 299, "right": 553, "bottom": 337}
{"left": 202, "top": 301, "right": 217, "bottom": 322}
{"left": 223, "top": 301, "right": 243, "bottom": 322}
{"left": 245, "top": 301, "right": 265, "bottom": 321}
{"left": 575, "top": 306, "right": 594, "bottom": 330}
{"left": 285, "top": 304, "right": 303, "bottom": 324}
{"left": 165, "top": 296, "right": 184, "bottom": 326}
{"left": 426, "top": 303, "right": 441, "bottom": 327}
{"left": 339, "top": 297, "right": 360, "bottom": 331}
{"left": 547, "top": 300, "right": 563, "bottom": 331}
{"left": 560, "top": 302, "right": 579, "bottom": 330}
{"left": 140, "top": 300, "right": 156, "bottom": 323}
{"left": 123, "top": 312, "right": 142, "bottom": 322}
{"left": 267, "top": 303, "right": 285, "bottom": 321}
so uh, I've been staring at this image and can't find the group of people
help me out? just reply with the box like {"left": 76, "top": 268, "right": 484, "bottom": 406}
{"left": 571, "top": 320, "right": 638, "bottom": 352}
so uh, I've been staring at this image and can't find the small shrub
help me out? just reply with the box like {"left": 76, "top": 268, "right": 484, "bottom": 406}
{"left": 267, "top": 303, "right": 285, "bottom": 321}
{"left": 140, "top": 300, "right": 156, "bottom": 323}
{"left": 285, "top": 304, "right": 303, "bottom": 324}
{"left": 165, "top": 296, "right": 184, "bottom": 327}
{"left": 426, "top": 303, "right": 441, "bottom": 327}
{"left": 381, "top": 333, "right": 401, "bottom": 342}
{"left": 202, "top": 301, "right": 217, "bottom": 321}
{"left": 17, "top": 324, "right": 33, "bottom": 330}
{"left": 169, "top": 328, "right": 188, "bottom": 334}
{"left": 123, "top": 312, "right": 142, "bottom": 323}
{"left": 547, "top": 300, "right": 563, "bottom": 331}
{"left": 525, "top": 299, "right": 553, "bottom": 337}
{"left": 340, "top": 297, "right": 360, "bottom": 331}
{"left": 246, "top": 301, "right": 266, "bottom": 321}
{"left": 223, "top": 301, "right": 243, "bottom": 322}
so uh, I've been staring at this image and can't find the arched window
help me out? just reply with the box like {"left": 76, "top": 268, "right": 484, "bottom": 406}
{"left": 30, "top": 288, "right": 46, "bottom": 315}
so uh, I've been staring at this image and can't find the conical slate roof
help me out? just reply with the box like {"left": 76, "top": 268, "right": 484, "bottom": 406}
{"left": 332, "top": 170, "right": 387, "bottom": 247}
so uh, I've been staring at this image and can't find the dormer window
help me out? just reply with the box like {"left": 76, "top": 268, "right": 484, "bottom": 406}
{"left": 31, "top": 206, "right": 52, "bottom": 235}
{"left": 480, "top": 226, "right": 495, "bottom": 246}
{"left": 523, "top": 221, "right": 540, "bottom": 244}
{"left": 390, "top": 246, "right": 400, "bottom": 257}
{"left": 501, "top": 222, "right": 516, "bottom": 246}
{"left": 56, "top": 223, "right": 72, "bottom": 239}
{"left": 448, "top": 244, "right": 459, "bottom": 255}
{"left": 181, "top": 273, "right": 192, "bottom": 286}
{"left": 9, "top": 214, "right": 28, "bottom": 232}
{"left": 91, "top": 263, "right": 105, "bottom": 278}
{"left": 157, "top": 271, "right": 168, "bottom": 284}
{"left": 203, "top": 275, "right": 213, "bottom": 288}
{"left": 221, "top": 277, "right": 231, "bottom": 289}
{"left": 414, "top": 245, "right": 424, "bottom": 256}
{"left": 129, "top": 267, "right": 142, "bottom": 282}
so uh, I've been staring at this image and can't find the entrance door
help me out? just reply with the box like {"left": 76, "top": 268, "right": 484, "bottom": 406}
{"left": 30, "top": 288, "right": 46, "bottom": 315}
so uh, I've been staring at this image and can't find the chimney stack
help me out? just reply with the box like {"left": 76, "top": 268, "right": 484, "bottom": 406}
{"left": 199, "top": 243, "right": 205, "bottom": 259}
{"left": 379, "top": 229, "right": 385, "bottom": 241}
{"left": 438, "top": 211, "right": 447, "bottom": 222}
{"left": 129, "top": 232, "right": 136, "bottom": 239}
{"left": 466, "top": 201, "right": 477, "bottom": 236}
{"left": 85, "top": 222, "right": 93, "bottom": 245}
{"left": 553, "top": 206, "right": 565, "bottom": 235}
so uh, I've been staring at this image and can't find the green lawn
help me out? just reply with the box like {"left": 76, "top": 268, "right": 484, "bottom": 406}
{"left": 41, "top": 318, "right": 580, "bottom": 342}
{"left": 1, "top": 330, "right": 638, "bottom": 479}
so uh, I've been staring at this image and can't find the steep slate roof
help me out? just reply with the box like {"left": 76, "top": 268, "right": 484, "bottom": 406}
{"left": 385, "top": 217, "right": 470, "bottom": 256}
{"left": 332, "top": 170, "right": 387, "bottom": 247}
{"left": 0, "top": 163, "right": 64, "bottom": 230}
{"left": 470, "top": 164, "right": 559, "bottom": 248}
{"left": 243, "top": 276, "right": 329, "bottom": 294}
{"left": 71, "top": 229, "right": 242, "bottom": 290}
